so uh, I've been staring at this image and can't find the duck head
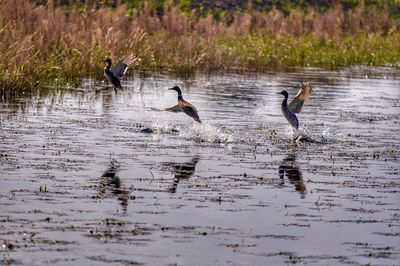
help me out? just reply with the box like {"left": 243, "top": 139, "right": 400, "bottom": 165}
{"left": 169, "top": 86, "right": 182, "bottom": 96}
{"left": 102, "top": 58, "right": 112, "bottom": 68}
{"left": 277, "top": 90, "right": 289, "bottom": 99}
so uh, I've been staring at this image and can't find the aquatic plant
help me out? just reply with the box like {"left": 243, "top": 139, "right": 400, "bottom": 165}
{"left": 0, "top": 0, "right": 399, "bottom": 92}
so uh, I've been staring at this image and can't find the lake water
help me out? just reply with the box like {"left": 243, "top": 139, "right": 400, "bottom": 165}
{"left": 1, "top": 68, "right": 399, "bottom": 265}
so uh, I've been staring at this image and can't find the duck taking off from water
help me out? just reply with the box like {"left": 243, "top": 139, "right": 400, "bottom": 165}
{"left": 151, "top": 86, "right": 202, "bottom": 123}
{"left": 103, "top": 54, "right": 137, "bottom": 91}
{"left": 277, "top": 84, "right": 312, "bottom": 134}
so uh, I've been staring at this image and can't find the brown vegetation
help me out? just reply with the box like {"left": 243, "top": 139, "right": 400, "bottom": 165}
{"left": 0, "top": 0, "right": 399, "bottom": 91}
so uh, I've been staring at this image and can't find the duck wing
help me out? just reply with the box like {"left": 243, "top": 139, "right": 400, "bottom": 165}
{"left": 288, "top": 84, "right": 312, "bottom": 113}
{"left": 111, "top": 54, "right": 137, "bottom": 79}
{"left": 180, "top": 101, "right": 201, "bottom": 123}
{"left": 150, "top": 105, "right": 182, "bottom": 113}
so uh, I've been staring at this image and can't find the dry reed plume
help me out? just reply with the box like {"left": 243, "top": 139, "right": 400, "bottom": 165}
{"left": 0, "top": 0, "right": 399, "bottom": 91}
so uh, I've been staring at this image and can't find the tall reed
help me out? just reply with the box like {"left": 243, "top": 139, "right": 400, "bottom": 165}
{"left": 0, "top": 0, "right": 399, "bottom": 91}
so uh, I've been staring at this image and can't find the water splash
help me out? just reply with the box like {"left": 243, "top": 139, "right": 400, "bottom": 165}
{"left": 140, "top": 121, "right": 234, "bottom": 143}
{"left": 140, "top": 121, "right": 182, "bottom": 134}
{"left": 295, "top": 127, "right": 334, "bottom": 145}
{"left": 179, "top": 123, "right": 234, "bottom": 143}
{"left": 322, "top": 127, "right": 332, "bottom": 137}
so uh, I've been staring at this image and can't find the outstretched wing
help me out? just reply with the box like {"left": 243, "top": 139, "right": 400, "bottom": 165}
{"left": 111, "top": 54, "right": 137, "bottom": 79}
{"left": 288, "top": 84, "right": 312, "bottom": 113}
{"left": 150, "top": 105, "right": 182, "bottom": 113}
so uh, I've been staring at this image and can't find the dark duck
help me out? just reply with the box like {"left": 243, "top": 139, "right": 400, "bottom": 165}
{"left": 103, "top": 54, "right": 137, "bottom": 91}
{"left": 151, "top": 86, "right": 202, "bottom": 123}
{"left": 277, "top": 84, "right": 312, "bottom": 135}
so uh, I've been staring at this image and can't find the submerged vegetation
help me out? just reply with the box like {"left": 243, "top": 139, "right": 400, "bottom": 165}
{"left": 0, "top": 0, "right": 400, "bottom": 91}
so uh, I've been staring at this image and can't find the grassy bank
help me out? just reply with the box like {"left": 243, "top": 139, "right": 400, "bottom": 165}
{"left": 1, "top": 0, "right": 400, "bottom": 91}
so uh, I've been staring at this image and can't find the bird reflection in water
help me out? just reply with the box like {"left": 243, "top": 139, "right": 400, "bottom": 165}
{"left": 98, "top": 159, "right": 131, "bottom": 212}
{"left": 162, "top": 156, "right": 199, "bottom": 193}
{"left": 278, "top": 151, "right": 306, "bottom": 198}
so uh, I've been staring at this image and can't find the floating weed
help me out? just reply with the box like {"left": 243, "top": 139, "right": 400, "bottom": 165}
{"left": 255, "top": 124, "right": 264, "bottom": 130}
{"left": 372, "top": 152, "right": 380, "bottom": 159}
{"left": 315, "top": 196, "right": 321, "bottom": 208}
{"left": 2, "top": 241, "right": 15, "bottom": 251}
{"left": 39, "top": 185, "right": 48, "bottom": 193}
{"left": 287, "top": 255, "right": 302, "bottom": 264}
{"left": 269, "top": 129, "right": 277, "bottom": 139}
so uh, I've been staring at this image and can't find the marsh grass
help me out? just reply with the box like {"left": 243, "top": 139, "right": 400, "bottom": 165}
{"left": 1, "top": 0, "right": 399, "bottom": 92}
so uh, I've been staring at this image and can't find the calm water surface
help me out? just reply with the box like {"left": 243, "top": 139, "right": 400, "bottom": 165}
{"left": 1, "top": 68, "right": 399, "bottom": 265}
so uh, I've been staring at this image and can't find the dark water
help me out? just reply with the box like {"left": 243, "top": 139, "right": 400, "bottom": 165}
{"left": 1, "top": 68, "right": 399, "bottom": 265}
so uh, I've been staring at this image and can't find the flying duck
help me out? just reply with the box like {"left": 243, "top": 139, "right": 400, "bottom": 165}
{"left": 151, "top": 86, "right": 202, "bottom": 123}
{"left": 102, "top": 54, "right": 137, "bottom": 91}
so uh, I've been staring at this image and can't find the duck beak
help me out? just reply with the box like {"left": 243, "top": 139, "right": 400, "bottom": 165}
{"left": 276, "top": 92, "right": 282, "bottom": 95}
{"left": 168, "top": 87, "right": 174, "bottom": 90}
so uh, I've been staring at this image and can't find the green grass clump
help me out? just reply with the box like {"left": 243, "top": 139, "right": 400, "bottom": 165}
{"left": 218, "top": 32, "right": 400, "bottom": 70}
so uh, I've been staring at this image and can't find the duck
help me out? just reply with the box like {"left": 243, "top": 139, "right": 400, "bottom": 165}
{"left": 151, "top": 86, "right": 202, "bottom": 123}
{"left": 277, "top": 84, "right": 312, "bottom": 134}
{"left": 102, "top": 54, "right": 137, "bottom": 91}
